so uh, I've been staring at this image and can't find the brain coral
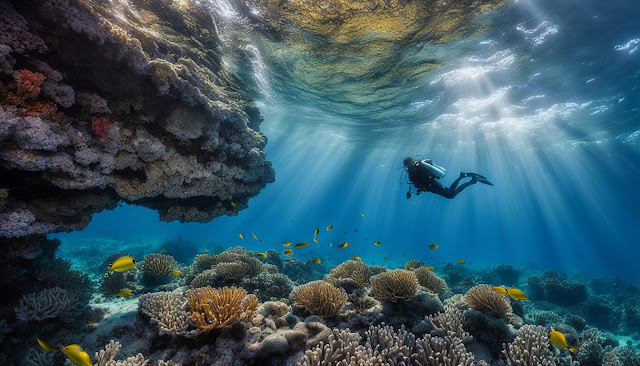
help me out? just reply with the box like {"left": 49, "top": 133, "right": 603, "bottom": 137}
{"left": 465, "top": 284, "right": 512, "bottom": 316}
{"left": 289, "top": 280, "right": 347, "bottom": 318}
{"left": 370, "top": 269, "right": 419, "bottom": 302}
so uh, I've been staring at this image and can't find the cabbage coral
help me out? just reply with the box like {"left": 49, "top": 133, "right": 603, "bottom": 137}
{"left": 325, "top": 260, "right": 371, "bottom": 288}
{"left": 289, "top": 280, "right": 347, "bottom": 318}
{"left": 370, "top": 269, "right": 418, "bottom": 302}
{"left": 465, "top": 284, "right": 512, "bottom": 316}
{"left": 186, "top": 286, "right": 259, "bottom": 331}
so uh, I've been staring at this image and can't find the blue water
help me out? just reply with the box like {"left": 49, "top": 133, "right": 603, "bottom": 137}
{"left": 53, "top": 0, "right": 640, "bottom": 277}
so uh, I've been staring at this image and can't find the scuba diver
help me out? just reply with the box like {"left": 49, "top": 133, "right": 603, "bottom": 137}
{"left": 402, "top": 156, "right": 493, "bottom": 199}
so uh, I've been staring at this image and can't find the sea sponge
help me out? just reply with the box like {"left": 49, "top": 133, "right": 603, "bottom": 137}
{"left": 325, "top": 260, "right": 370, "bottom": 288}
{"left": 289, "top": 280, "right": 347, "bottom": 318}
{"left": 465, "top": 284, "right": 512, "bottom": 316}
{"left": 186, "top": 286, "right": 259, "bottom": 331}
{"left": 138, "top": 291, "right": 197, "bottom": 337}
{"left": 14, "top": 287, "right": 79, "bottom": 322}
{"left": 502, "top": 325, "right": 556, "bottom": 365}
{"left": 414, "top": 267, "right": 448, "bottom": 297}
{"left": 370, "top": 269, "right": 419, "bottom": 302}
{"left": 142, "top": 253, "right": 179, "bottom": 278}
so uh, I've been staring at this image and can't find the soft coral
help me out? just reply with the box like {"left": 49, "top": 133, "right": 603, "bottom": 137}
{"left": 91, "top": 116, "right": 112, "bottom": 138}
{"left": 15, "top": 69, "right": 44, "bottom": 100}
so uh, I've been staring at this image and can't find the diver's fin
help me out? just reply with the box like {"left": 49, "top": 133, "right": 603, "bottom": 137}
{"left": 477, "top": 179, "right": 494, "bottom": 186}
{"left": 466, "top": 172, "right": 487, "bottom": 180}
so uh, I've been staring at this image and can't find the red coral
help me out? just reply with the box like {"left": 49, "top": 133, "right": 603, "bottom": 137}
{"left": 91, "top": 116, "right": 112, "bottom": 138}
{"left": 15, "top": 69, "right": 45, "bottom": 100}
{"left": 14, "top": 101, "right": 60, "bottom": 123}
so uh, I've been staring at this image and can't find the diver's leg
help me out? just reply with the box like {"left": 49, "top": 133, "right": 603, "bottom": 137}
{"left": 449, "top": 174, "right": 468, "bottom": 191}
{"left": 450, "top": 180, "right": 478, "bottom": 198}
{"left": 430, "top": 181, "right": 455, "bottom": 199}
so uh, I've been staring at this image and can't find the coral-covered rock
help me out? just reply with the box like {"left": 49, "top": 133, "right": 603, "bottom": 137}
{"left": 462, "top": 309, "right": 516, "bottom": 356}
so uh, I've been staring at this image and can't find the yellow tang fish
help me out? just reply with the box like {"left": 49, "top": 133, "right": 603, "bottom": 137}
{"left": 492, "top": 286, "right": 508, "bottom": 295}
{"left": 314, "top": 228, "right": 319, "bottom": 237}
{"left": 352, "top": 256, "right": 362, "bottom": 261}
{"left": 239, "top": 233, "right": 244, "bottom": 239}
{"left": 170, "top": 271, "right": 181, "bottom": 277}
{"left": 337, "top": 242, "right": 349, "bottom": 249}
{"left": 457, "top": 260, "right": 465, "bottom": 264}
{"left": 549, "top": 328, "right": 575, "bottom": 353}
{"left": 252, "top": 233, "right": 258, "bottom": 240}
{"left": 294, "top": 242, "right": 309, "bottom": 248}
{"left": 108, "top": 256, "right": 135, "bottom": 272}
{"left": 231, "top": 201, "right": 236, "bottom": 207}
{"left": 284, "top": 249, "right": 293, "bottom": 255}
{"left": 426, "top": 266, "right": 434, "bottom": 271}
{"left": 61, "top": 344, "right": 93, "bottom": 366}
{"left": 327, "top": 225, "right": 333, "bottom": 231}
{"left": 374, "top": 241, "right": 382, "bottom": 246}
{"left": 360, "top": 211, "right": 365, "bottom": 217}
{"left": 256, "top": 252, "right": 267, "bottom": 258}
{"left": 283, "top": 241, "right": 292, "bottom": 247}
{"left": 116, "top": 289, "right": 133, "bottom": 297}
{"left": 311, "top": 258, "right": 322, "bottom": 264}
{"left": 506, "top": 288, "right": 529, "bottom": 300}
{"left": 428, "top": 244, "right": 439, "bottom": 249}
{"left": 313, "top": 239, "right": 320, "bottom": 244}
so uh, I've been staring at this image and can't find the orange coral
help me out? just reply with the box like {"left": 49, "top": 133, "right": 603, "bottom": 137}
{"left": 289, "top": 280, "right": 347, "bottom": 318}
{"left": 15, "top": 69, "right": 44, "bottom": 100}
{"left": 186, "top": 286, "right": 258, "bottom": 331}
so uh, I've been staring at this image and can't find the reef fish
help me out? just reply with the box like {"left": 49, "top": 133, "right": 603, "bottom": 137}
{"left": 426, "top": 266, "right": 434, "bottom": 271}
{"left": 231, "top": 201, "right": 236, "bottom": 207}
{"left": 549, "top": 328, "right": 575, "bottom": 352}
{"left": 256, "top": 252, "right": 267, "bottom": 258}
{"left": 38, "top": 339, "right": 59, "bottom": 352}
{"left": 108, "top": 256, "right": 135, "bottom": 272}
{"left": 506, "top": 288, "right": 528, "bottom": 300}
{"left": 311, "top": 258, "right": 322, "bottom": 264}
{"left": 337, "top": 242, "right": 349, "bottom": 248}
{"left": 492, "top": 286, "right": 508, "bottom": 295}
{"left": 428, "top": 244, "right": 439, "bottom": 249}
{"left": 374, "top": 241, "right": 382, "bottom": 246}
{"left": 360, "top": 211, "right": 365, "bottom": 217}
{"left": 352, "top": 256, "right": 362, "bottom": 261}
{"left": 170, "top": 271, "right": 181, "bottom": 277}
{"left": 283, "top": 241, "right": 292, "bottom": 247}
{"left": 313, "top": 239, "right": 320, "bottom": 244}
{"left": 116, "top": 289, "right": 133, "bottom": 297}
{"left": 252, "top": 233, "right": 258, "bottom": 240}
{"left": 204, "top": 248, "right": 208, "bottom": 254}
{"left": 38, "top": 340, "right": 93, "bottom": 366}
{"left": 314, "top": 228, "right": 319, "bottom": 237}
{"left": 294, "top": 242, "right": 309, "bottom": 248}
{"left": 239, "top": 233, "right": 244, "bottom": 239}
{"left": 383, "top": 256, "right": 388, "bottom": 261}
{"left": 260, "top": 240, "right": 264, "bottom": 244}
{"left": 329, "top": 242, "right": 333, "bottom": 247}
{"left": 327, "top": 225, "right": 333, "bottom": 231}
{"left": 457, "top": 260, "right": 465, "bottom": 264}
{"left": 284, "top": 249, "right": 293, "bottom": 255}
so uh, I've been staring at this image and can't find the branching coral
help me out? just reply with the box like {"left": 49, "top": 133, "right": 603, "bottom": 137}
{"left": 411, "top": 334, "right": 475, "bottom": 365}
{"left": 94, "top": 340, "right": 149, "bottom": 366}
{"left": 14, "top": 287, "right": 79, "bottom": 322}
{"left": 414, "top": 267, "right": 448, "bottom": 297}
{"left": 428, "top": 307, "right": 471, "bottom": 339}
{"left": 186, "top": 286, "right": 259, "bottom": 331}
{"left": 370, "top": 269, "right": 418, "bottom": 302}
{"left": 289, "top": 280, "right": 347, "bottom": 318}
{"left": 142, "top": 253, "right": 179, "bottom": 278}
{"left": 502, "top": 325, "right": 556, "bottom": 366}
{"left": 465, "top": 284, "right": 512, "bottom": 316}
{"left": 325, "top": 260, "right": 371, "bottom": 288}
{"left": 297, "top": 328, "right": 363, "bottom": 366}
{"left": 138, "top": 291, "right": 197, "bottom": 337}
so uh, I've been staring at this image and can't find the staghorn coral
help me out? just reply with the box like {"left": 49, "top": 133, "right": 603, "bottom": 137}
{"left": 465, "top": 284, "right": 512, "bottom": 316}
{"left": 138, "top": 291, "right": 198, "bottom": 337}
{"left": 414, "top": 267, "right": 449, "bottom": 297}
{"left": 142, "top": 253, "right": 179, "bottom": 278}
{"left": 502, "top": 325, "right": 556, "bottom": 366}
{"left": 186, "top": 286, "right": 259, "bottom": 331}
{"left": 14, "top": 287, "right": 79, "bottom": 322}
{"left": 94, "top": 340, "right": 148, "bottom": 366}
{"left": 297, "top": 328, "right": 363, "bottom": 366}
{"left": 325, "top": 260, "right": 371, "bottom": 288}
{"left": 370, "top": 269, "right": 418, "bottom": 302}
{"left": 411, "top": 334, "right": 475, "bottom": 365}
{"left": 290, "top": 280, "right": 347, "bottom": 318}
{"left": 428, "top": 306, "right": 471, "bottom": 339}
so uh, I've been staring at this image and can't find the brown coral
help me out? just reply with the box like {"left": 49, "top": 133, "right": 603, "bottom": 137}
{"left": 289, "top": 280, "right": 347, "bottom": 318}
{"left": 404, "top": 259, "right": 425, "bottom": 270}
{"left": 325, "top": 260, "right": 370, "bottom": 288}
{"left": 370, "top": 269, "right": 418, "bottom": 302}
{"left": 465, "top": 284, "right": 512, "bottom": 316}
{"left": 414, "top": 267, "right": 448, "bottom": 296}
{"left": 142, "top": 253, "right": 179, "bottom": 278}
{"left": 186, "top": 286, "right": 259, "bottom": 331}
{"left": 215, "top": 261, "right": 249, "bottom": 281}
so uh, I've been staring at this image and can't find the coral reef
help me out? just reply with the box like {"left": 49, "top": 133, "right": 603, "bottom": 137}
{"left": 404, "top": 259, "right": 425, "bottom": 270}
{"left": 527, "top": 272, "right": 588, "bottom": 306}
{"left": 142, "top": 253, "right": 179, "bottom": 279}
{"left": 487, "top": 265, "right": 521, "bottom": 286}
{"left": 414, "top": 267, "right": 449, "bottom": 298}
{"left": 290, "top": 281, "right": 347, "bottom": 318}
{"left": 138, "top": 291, "right": 197, "bottom": 337}
{"left": 94, "top": 340, "right": 148, "bottom": 366}
{"left": 325, "top": 260, "right": 371, "bottom": 289}
{"left": 465, "top": 284, "right": 512, "bottom": 317}
{"left": 14, "top": 287, "right": 79, "bottom": 322}
{"left": 502, "top": 325, "right": 556, "bottom": 365}
{"left": 187, "top": 286, "right": 259, "bottom": 332}
{"left": 370, "top": 269, "right": 418, "bottom": 302}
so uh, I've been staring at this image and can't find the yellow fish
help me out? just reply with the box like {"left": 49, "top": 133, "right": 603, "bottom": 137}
{"left": 284, "top": 249, "right": 293, "bottom": 255}
{"left": 428, "top": 244, "right": 439, "bottom": 249}
{"left": 204, "top": 248, "right": 208, "bottom": 254}
{"left": 170, "top": 271, "right": 181, "bottom": 277}
{"left": 457, "top": 260, "right": 465, "bottom": 264}
{"left": 360, "top": 211, "right": 365, "bottom": 217}
{"left": 294, "top": 242, "right": 309, "bottom": 248}
{"left": 337, "top": 242, "right": 349, "bottom": 249}
{"left": 108, "top": 256, "right": 135, "bottom": 272}
{"left": 38, "top": 339, "right": 59, "bottom": 352}
{"left": 239, "top": 233, "right": 244, "bottom": 239}
{"left": 426, "top": 266, "right": 434, "bottom": 271}
{"left": 313, "top": 239, "right": 320, "bottom": 244}
{"left": 506, "top": 288, "right": 529, "bottom": 300}
{"left": 314, "top": 228, "right": 319, "bottom": 237}
{"left": 252, "top": 233, "right": 258, "bottom": 240}
{"left": 85, "top": 320, "right": 97, "bottom": 327}
{"left": 492, "top": 286, "right": 508, "bottom": 295}
{"left": 256, "top": 252, "right": 267, "bottom": 258}
{"left": 352, "top": 256, "right": 362, "bottom": 261}
{"left": 311, "top": 258, "right": 322, "bottom": 264}
{"left": 116, "top": 289, "right": 133, "bottom": 297}
{"left": 61, "top": 344, "right": 93, "bottom": 366}
{"left": 283, "top": 241, "right": 292, "bottom": 247}
{"left": 231, "top": 201, "right": 236, "bottom": 207}
{"left": 549, "top": 328, "right": 575, "bottom": 353}
{"left": 329, "top": 242, "right": 333, "bottom": 247}
{"left": 383, "top": 256, "right": 388, "bottom": 260}
{"left": 374, "top": 241, "right": 382, "bottom": 246}
{"left": 327, "top": 225, "right": 333, "bottom": 231}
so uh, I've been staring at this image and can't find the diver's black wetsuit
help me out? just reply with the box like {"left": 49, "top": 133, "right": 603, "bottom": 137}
{"left": 404, "top": 158, "right": 491, "bottom": 199}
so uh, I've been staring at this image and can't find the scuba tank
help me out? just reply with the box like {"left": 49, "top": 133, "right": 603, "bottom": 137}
{"left": 420, "top": 160, "right": 446, "bottom": 179}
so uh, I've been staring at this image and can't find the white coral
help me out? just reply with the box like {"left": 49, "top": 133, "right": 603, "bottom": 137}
{"left": 14, "top": 287, "right": 78, "bottom": 322}
{"left": 138, "top": 292, "right": 198, "bottom": 337}
{"left": 94, "top": 340, "right": 149, "bottom": 366}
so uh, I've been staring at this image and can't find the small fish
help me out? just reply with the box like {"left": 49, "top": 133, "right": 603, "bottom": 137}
{"left": 313, "top": 239, "right": 320, "bottom": 244}
{"left": 327, "top": 225, "right": 333, "bottom": 231}
{"left": 337, "top": 242, "right": 349, "bottom": 249}
{"left": 170, "top": 271, "right": 181, "bottom": 277}
{"left": 428, "top": 244, "right": 439, "bottom": 249}
{"left": 204, "top": 248, "right": 208, "bottom": 254}
{"left": 352, "top": 256, "right": 362, "bottom": 261}
{"left": 383, "top": 256, "right": 388, "bottom": 260}
{"left": 252, "top": 233, "right": 258, "bottom": 240}
{"left": 116, "top": 289, "right": 133, "bottom": 297}
{"left": 108, "top": 256, "right": 136, "bottom": 272}
{"left": 85, "top": 320, "right": 97, "bottom": 327}
{"left": 284, "top": 249, "right": 293, "bottom": 255}
{"left": 260, "top": 240, "right": 264, "bottom": 244}
{"left": 60, "top": 344, "right": 93, "bottom": 366}
{"left": 329, "top": 242, "right": 333, "bottom": 247}
{"left": 294, "top": 242, "right": 309, "bottom": 248}
{"left": 457, "top": 260, "right": 465, "bottom": 264}
{"left": 231, "top": 201, "right": 236, "bottom": 207}
{"left": 256, "top": 252, "right": 267, "bottom": 258}
{"left": 360, "top": 211, "right": 365, "bottom": 217}
{"left": 311, "top": 258, "right": 322, "bottom": 264}
{"left": 492, "top": 286, "right": 508, "bottom": 295}
{"left": 374, "top": 241, "right": 382, "bottom": 246}
{"left": 549, "top": 328, "right": 575, "bottom": 353}
{"left": 426, "top": 266, "right": 434, "bottom": 271}
{"left": 38, "top": 339, "right": 59, "bottom": 352}
{"left": 314, "top": 228, "right": 319, "bottom": 237}
{"left": 506, "top": 288, "right": 529, "bottom": 300}
{"left": 283, "top": 241, "right": 292, "bottom": 247}
{"left": 239, "top": 233, "right": 244, "bottom": 239}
